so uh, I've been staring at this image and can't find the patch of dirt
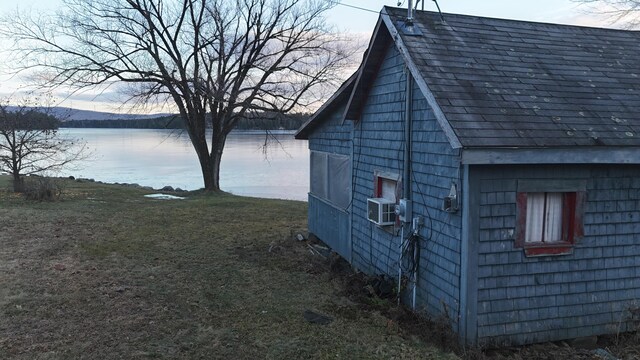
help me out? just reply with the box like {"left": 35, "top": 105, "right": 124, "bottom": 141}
{"left": 332, "top": 269, "right": 461, "bottom": 353}
{"left": 232, "top": 231, "right": 331, "bottom": 275}
{"left": 283, "top": 238, "right": 640, "bottom": 360}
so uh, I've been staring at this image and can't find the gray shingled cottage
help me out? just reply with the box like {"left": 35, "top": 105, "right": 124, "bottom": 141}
{"left": 296, "top": 6, "right": 640, "bottom": 346}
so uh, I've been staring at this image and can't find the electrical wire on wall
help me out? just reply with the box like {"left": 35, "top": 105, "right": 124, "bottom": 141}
{"left": 349, "top": 115, "right": 379, "bottom": 273}
{"left": 349, "top": 33, "right": 443, "bottom": 293}
{"left": 349, "top": 94, "right": 408, "bottom": 276}
{"left": 401, "top": 226, "right": 421, "bottom": 276}
{"left": 412, "top": 171, "right": 434, "bottom": 245}
{"left": 332, "top": 0, "right": 454, "bottom": 307}
{"left": 398, "top": 66, "right": 422, "bottom": 303}
{"left": 346, "top": 99, "right": 367, "bottom": 213}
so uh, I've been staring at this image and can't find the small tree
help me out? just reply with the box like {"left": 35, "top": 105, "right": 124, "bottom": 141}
{"left": 0, "top": 99, "right": 86, "bottom": 192}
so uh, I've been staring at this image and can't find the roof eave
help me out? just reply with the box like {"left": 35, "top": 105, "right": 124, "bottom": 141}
{"left": 342, "top": 15, "right": 390, "bottom": 122}
{"left": 294, "top": 72, "right": 357, "bottom": 140}
{"left": 462, "top": 147, "right": 640, "bottom": 165}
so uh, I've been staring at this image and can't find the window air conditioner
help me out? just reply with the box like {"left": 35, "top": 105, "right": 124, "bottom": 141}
{"left": 367, "top": 198, "right": 396, "bottom": 226}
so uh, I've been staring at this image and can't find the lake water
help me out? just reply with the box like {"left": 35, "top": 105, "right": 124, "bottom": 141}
{"left": 58, "top": 128, "right": 310, "bottom": 201}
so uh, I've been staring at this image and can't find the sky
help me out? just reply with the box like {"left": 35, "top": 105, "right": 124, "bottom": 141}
{"left": 329, "top": 0, "right": 609, "bottom": 33}
{"left": 0, "top": 0, "right": 615, "bottom": 113}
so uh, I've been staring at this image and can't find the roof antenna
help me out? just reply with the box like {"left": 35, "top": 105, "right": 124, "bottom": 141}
{"left": 432, "top": 0, "right": 445, "bottom": 21}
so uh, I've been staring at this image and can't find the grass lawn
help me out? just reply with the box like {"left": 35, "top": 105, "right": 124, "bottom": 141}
{"left": 0, "top": 176, "right": 457, "bottom": 359}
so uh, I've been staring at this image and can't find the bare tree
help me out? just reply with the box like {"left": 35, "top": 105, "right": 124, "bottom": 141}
{"left": 575, "top": 0, "right": 640, "bottom": 28}
{"left": 0, "top": 97, "right": 87, "bottom": 192}
{"left": 0, "top": 0, "right": 356, "bottom": 191}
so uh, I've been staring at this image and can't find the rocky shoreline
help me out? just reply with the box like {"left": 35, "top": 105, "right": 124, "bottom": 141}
{"left": 68, "top": 176, "right": 189, "bottom": 193}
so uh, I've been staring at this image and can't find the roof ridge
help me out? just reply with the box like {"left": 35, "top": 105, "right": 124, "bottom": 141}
{"left": 383, "top": 5, "right": 640, "bottom": 34}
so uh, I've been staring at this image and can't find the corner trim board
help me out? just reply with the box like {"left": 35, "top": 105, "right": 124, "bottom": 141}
{"left": 459, "top": 164, "right": 479, "bottom": 344}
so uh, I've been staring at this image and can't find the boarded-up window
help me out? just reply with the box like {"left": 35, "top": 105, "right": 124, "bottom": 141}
{"left": 310, "top": 151, "right": 328, "bottom": 199}
{"left": 327, "top": 154, "right": 351, "bottom": 209}
{"left": 374, "top": 175, "right": 399, "bottom": 202}
{"left": 310, "top": 151, "right": 351, "bottom": 209}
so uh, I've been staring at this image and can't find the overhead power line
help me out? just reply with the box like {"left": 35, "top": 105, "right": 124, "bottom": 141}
{"left": 336, "top": 2, "right": 380, "bottom": 14}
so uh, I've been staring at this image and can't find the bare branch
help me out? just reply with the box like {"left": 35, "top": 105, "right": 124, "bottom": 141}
{"left": 573, "top": 0, "right": 640, "bottom": 28}
{"left": 0, "top": 0, "right": 361, "bottom": 191}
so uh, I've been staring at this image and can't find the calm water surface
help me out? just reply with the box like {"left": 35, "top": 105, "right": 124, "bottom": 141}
{"left": 59, "top": 128, "right": 310, "bottom": 201}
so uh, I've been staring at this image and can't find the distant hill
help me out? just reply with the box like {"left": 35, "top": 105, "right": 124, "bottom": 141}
{"left": 4, "top": 106, "right": 173, "bottom": 121}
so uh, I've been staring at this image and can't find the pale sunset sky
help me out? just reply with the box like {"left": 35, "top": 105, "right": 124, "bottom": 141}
{"left": 0, "top": 0, "right": 614, "bottom": 113}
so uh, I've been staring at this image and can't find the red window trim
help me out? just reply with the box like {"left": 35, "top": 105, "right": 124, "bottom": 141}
{"left": 373, "top": 173, "right": 400, "bottom": 227}
{"left": 515, "top": 191, "right": 585, "bottom": 256}
{"left": 374, "top": 175, "right": 383, "bottom": 198}
{"left": 373, "top": 173, "right": 400, "bottom": 200}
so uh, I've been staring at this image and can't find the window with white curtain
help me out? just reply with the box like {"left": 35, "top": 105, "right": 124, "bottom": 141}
{"left": 515, "top": 189, "right": 585, "bottom": 256}
{"left": 515, "top": 180, "right": 586, "bottom": 256}
{"left": 525, "top": 192, "right": 564, "bottom": 243}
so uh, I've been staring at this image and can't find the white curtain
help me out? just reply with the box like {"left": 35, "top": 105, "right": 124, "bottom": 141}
{"left": 525, "top": 192, "right": 563, "bottom": 243}
{"left": 525, "top": 192, "right": 545, "bottom": 243}
{"left": 544, "top": 193, "right": 563, "bottom": 242}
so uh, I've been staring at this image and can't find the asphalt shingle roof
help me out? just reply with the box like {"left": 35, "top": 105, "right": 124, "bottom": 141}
{"left": 386, "top": 7, "right": 640, "bottom": 148}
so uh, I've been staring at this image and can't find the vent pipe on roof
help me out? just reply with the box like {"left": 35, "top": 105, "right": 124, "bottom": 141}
{"left": 398, "top": 0, "right": 421, "bottom": 36}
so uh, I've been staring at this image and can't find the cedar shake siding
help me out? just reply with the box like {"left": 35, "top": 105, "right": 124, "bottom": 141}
{"left": 297, "top": 6, "right": 640, "bottom": 346}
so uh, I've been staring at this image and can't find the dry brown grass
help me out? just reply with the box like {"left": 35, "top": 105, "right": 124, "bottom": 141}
{"left": 0, "top": 176, "right": 457, "bottom": 359}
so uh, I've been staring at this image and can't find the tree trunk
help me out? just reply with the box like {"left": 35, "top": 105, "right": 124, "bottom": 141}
{"left": 208, "top": 132, "right": 228, "bottom": 192}
{"left": 12, "top": 173, "right": 23, "bottom": 193}
{"left": 210, "top": 143, "right": 223, "bottom": 191}
{"left": 191, "top": 128, "right": 228, "bottom": 192}
{"left": 189, "top": 130, "right": 217, "bottom": 191}
{"left": 198, "top": 155, "right": 216, "bottom": 191}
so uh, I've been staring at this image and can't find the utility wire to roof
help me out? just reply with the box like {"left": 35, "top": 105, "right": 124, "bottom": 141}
{"left": 335, "top": 2, "right": 380, "bottom": 14}
{"left": 337, "top": 1, "right": 442, "bottom": 17}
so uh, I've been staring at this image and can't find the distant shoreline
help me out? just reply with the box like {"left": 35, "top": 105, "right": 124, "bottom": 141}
{"left": 58, "top": 128, "right": 298, "bottom": 135}
{"left": 60, "top": 114, "right": 307, "bottom": 131}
